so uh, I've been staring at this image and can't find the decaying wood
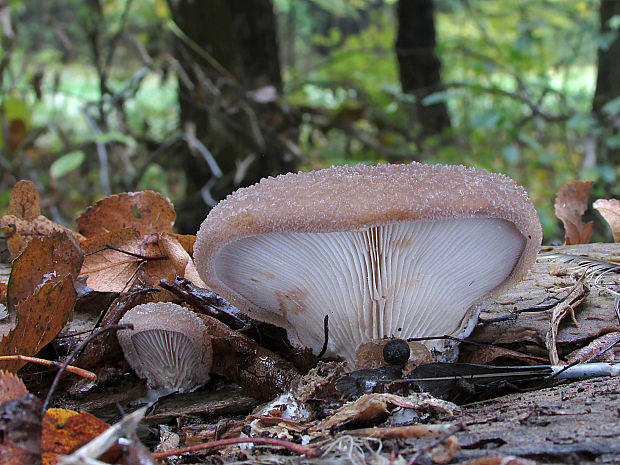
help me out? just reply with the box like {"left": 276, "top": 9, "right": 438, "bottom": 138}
{"left": 443, "top": 376, "right": 620, "bottom": 464}
{"left": 468, "top": 243, "right": 620, "bottom": 362}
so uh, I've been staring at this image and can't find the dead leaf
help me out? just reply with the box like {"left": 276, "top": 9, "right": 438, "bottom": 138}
{"left": 0, "top": 181, "right": 84, "bottom": 259}
{"left": 461, "top": 345, "right": 549, "bottom": 366}
{"left": 545, "top": 281, "right": 588, "bottom": 365}
{"left": 0, "top": 278, "right": 76, "bottom": 372}
{"left": 158, "top": 232, "right": 205, "bottom": 287}
{"left": 554, "top": 181, "right": 594, "bottom": 245}
{"left": 0, "top": 371, "right": 28, "bottom": 403}
{"left": 0, "top": 394, "right": 42, "bottom": 465}
{"left": 310, "top": 393, "right": 459, "bottom": 432}
{"left": 79, "top": 228, "right": 176, "bottom": 293}
{"left": 6, "top": 232, "right": 83, "bottom": 312}
{"left": 6, "top": 180, "right": 40, "bottom": 220}
{"left": 430, "top": 435, "right": 460, "bottom": 464}
{"left": 41, "top": 408, "right": 115, "bottom": 465}
{"left": 593, "top": 198, "right": 620, "bottom": 242}
{"left": 77, "top": 191, "right": 176, "bottom": 237}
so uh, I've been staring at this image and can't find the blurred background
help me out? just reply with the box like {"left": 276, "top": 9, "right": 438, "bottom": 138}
{"left": 0, "top": 0, "right": 618, "bottom": 240}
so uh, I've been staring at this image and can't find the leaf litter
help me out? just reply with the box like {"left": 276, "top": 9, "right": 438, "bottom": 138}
{"left": 0, "top": 180, "right": 619, "bottom": 464}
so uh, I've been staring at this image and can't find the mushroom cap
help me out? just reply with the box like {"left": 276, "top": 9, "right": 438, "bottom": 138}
{"left": 117, "top": 302, "right": 212, "bottom": 392}
{"left": 194, "top": 162, "right": 542, "bottom": 362}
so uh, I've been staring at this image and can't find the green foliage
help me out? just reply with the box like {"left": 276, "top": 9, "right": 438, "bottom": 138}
{"left": 1, "top": 0, "right": 618, "bottom": 243}
{"left": 277, "top": 0, "right": 616, "bottom": 241}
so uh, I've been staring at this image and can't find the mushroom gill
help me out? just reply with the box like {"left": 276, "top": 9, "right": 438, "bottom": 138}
{"left": 117, "top": 302, "right": 212, "bottom": 393}
{"left": 194, "top": 162, "right": 542, "bottom": 363}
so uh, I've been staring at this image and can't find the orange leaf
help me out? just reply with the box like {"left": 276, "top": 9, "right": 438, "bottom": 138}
{"left": 77, "top": 191, "right": 176, "bottom": 237}
{"left": 6, "top": 232, "right": 83, "bottom": 312}
{"left": 554, "top": 181, "right": 593, "bottom": 245}
{"left": 0, "top": 182, "right": 83, "bottom": 259}
{"left": 593, "top": 198, "right": 620, "bottom": 242}
{"left": 158, "top": 232, "right": 205, "bottom": 287}
{"left": 0, "top": 278, "right": 76, "bottom": 372}
{"left": 79, "top": 228, "right": 176, "bottom": 293}
{"left": 0, "top": 371, "right": 28, "bottom": 403}
{"left": 6, "top": 180, "right": 40, "bottom": 220}
{"left": 41, "top": 409, "right": 111, "bottom": 465}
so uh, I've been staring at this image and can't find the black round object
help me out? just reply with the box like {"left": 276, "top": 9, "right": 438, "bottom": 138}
{"left": 383, "top": 339, "right": 410, "bottom": 365}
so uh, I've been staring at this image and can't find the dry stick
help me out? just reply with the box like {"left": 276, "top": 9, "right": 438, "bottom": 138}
{"left": 151, "top": 436, "right": 320, "bottom": 459}
{"left": 0, "top": 355, "right": 95, "bottom": 379}
{"left": 41, "top": 324, "right": 133, "bottom": 415}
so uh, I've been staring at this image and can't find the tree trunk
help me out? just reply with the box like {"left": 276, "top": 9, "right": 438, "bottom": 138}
{"left": 395, "top": 0, "right": 450, "bottom": 137}
{"left": 592, "top": 0, "right": 620, "bottom": 173}
{"left": 167, "top": 0, "right": 298, "bottom": 233}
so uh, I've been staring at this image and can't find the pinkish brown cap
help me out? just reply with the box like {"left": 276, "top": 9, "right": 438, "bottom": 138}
{"left": 194, "top": 163, "right": 542, "bottom": 362}
{"left": 118, "top": 302, "right": 212, "bottom": 392}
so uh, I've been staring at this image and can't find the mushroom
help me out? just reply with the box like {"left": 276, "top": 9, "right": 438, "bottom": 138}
{"left": 117, "top": 302, "right": 212, "bottom": 393}
{"left": 194, "top": 163, "right": 541, "bottom": 363}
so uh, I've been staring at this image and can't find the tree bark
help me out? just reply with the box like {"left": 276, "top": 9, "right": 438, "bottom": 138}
{"left": 395, "top": 0, "right": 450, "bottom": 137}
{"left": 167, "top": 0, "right": 298, "bottom": 233}
{"left": 592, "top": 0, "right": 620, "bottom": 171}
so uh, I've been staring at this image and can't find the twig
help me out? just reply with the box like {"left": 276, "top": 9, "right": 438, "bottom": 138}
{"left": 0, "top": 355, "right": 95, "bottom": 379}
{"left": 151, "top": 436, "right": 320, "bottom": 459}
{"left": 85, "top": 244, "right": 166, "bottom": 261}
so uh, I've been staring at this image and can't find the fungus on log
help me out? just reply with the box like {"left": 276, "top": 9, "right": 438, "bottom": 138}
{"left": 194, "top": 163, "right": 542, "bottom": 363}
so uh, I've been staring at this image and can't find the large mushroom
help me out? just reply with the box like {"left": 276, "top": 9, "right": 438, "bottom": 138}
{"left": 194, "top": 163, "right": 542, "bottom": 363}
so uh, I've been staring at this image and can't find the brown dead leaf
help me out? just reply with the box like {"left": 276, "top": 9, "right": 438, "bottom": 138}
{"left": 7, "top": 180, "right": 40, "bottom": 220}
{"left": 461, "top": 345, "right": 549, "bottom": 366}
{"left": 0, "top": 394, "right": 42, "bottom": 465}
{"left": 79, "top": 228, "right": 177, "bottom": 293}
{"left": 593, "top": 198, "right": 620, "bottom": 242}
{"left": 158, "top": 232, "right": 205, "bottom": 287}
{"left": 77, "top": 190, "right": 176, "bottom": 237}
{"left": 310, "top": 393, "right": 459, "bottom": 432}
{"left": 0, "top": 371, "right": 28, "bottom": 403}
{"left": 554, "top": 181, "right": 594, "bottom": 245}
{"left": 6, "top": 232, "right": 83, "bottom": 312}
{"left": 0, "top": 181, "right": 84, "bottom": 259}
{"left": 430, "top": 435, "right": 460, "bottom": 464}
{"left": 0, "top": 278, "right": 76, "bottom": 372}
{"left": 545, "top": 281, "right": 588, "bottom": 365}
{"left": 41, "top": 408, "right": 115, "bottom": 465}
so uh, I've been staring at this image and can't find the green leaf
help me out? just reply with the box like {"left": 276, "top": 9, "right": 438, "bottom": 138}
{"left": 602, "top": 96, "right": 620, "bottom": 116}
{"left": 422, "top": 91, "right": 450, "bottom": 106}
{"left": 50, "top": 151, "right": 85, "bottom": 179}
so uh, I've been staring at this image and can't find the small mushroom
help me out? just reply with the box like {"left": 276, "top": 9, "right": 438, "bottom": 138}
{"left": 117, "top": 302, "right": 212, "bottom": 393}
{"left": 194, "top": 163, "right": 542, "bottom": 363}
